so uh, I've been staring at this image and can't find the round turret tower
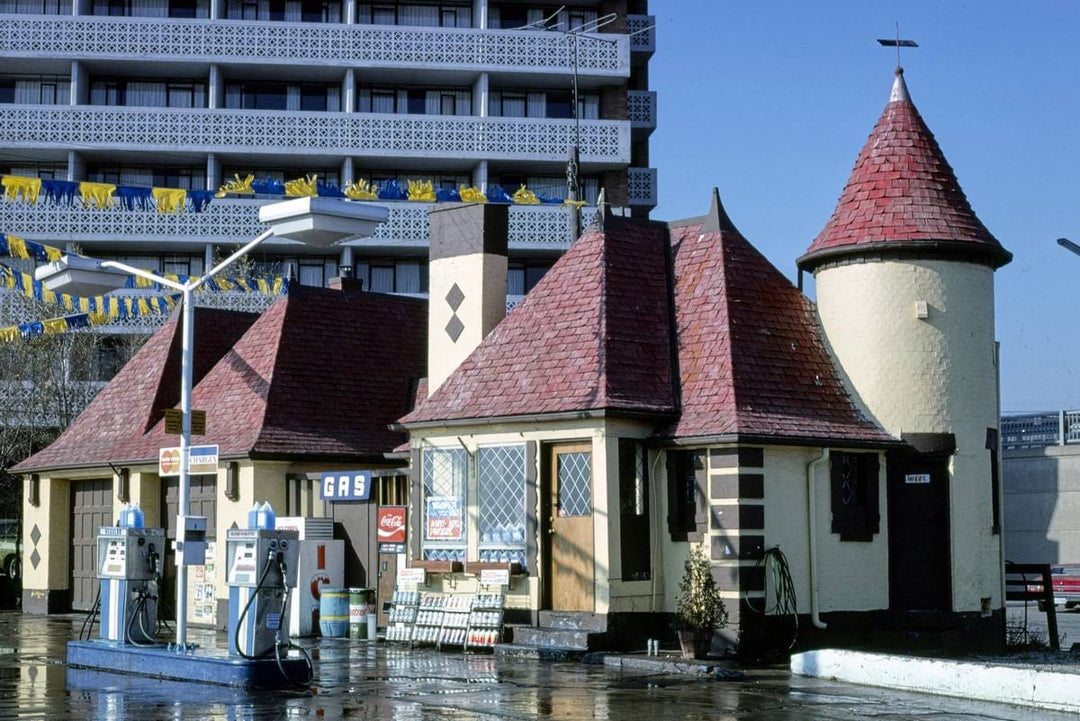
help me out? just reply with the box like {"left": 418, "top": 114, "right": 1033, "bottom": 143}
{"left": 798, "top": 68, "right": 1012, "bottom": 638}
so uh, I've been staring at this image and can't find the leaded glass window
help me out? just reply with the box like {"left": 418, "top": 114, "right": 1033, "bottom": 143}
{"left": 478, "top": 444, "right": 526, "bottom": 567}
{"left": 422, "top": 447, "right": 468, "bottom": 561}
{"left": 558, "top": 452, "right": 592, "bottom": 517}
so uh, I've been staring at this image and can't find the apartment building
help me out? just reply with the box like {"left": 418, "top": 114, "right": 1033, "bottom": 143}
{"left": 0, "top": 0, "right": 656, "bottom": 333}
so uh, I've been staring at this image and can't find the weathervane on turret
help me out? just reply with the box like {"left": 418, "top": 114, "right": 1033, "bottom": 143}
{"left": 877, "top": 22, "right": 918, "bottom": 71}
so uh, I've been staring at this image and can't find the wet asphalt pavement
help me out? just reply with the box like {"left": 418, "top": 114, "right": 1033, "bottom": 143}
{"left": 0, "top": 611, "right": 1074, "bottom": 720}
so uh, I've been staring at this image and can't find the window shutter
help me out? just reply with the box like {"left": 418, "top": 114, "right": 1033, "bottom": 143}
{"left": 865, "top": 453, "right": 880, "bottom": 535}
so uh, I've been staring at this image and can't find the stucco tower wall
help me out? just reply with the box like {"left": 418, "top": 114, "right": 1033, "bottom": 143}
{"left": 813, "top": 258, "right": 1001, "bottom": 611}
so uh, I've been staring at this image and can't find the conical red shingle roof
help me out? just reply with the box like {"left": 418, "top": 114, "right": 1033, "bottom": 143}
{"left": 400, "top": 214, "right": 677, "bottom": 424}
{"left": 799, "top": 69, "right": 1011, "bottom": 270}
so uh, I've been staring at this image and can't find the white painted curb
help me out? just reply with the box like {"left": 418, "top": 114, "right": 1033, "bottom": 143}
{"left": 791, "top": 649, "right": 1080, "bottom": 713}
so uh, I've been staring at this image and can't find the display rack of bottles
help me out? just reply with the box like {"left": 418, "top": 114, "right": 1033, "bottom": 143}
{"left": 386, "top": 588, "right": 419, "bottom": 643}
{"left": 465, "top": 592, "right": 505, "bottom": 651}
{"left": 437, "top": 595, "right": 473, "bottom": 649}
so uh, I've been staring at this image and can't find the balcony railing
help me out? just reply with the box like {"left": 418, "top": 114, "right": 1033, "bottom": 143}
{"left": 627, "top": 15, "right": 655, "bottom": 54}
{"left": 1001, "top": 411, "right": 1080, "bottom": 449}
{"left": 0, "top": 198, "right": 593, "bottom": 250}
{"left": 627, "top": 167, "right": 657, "bottom": 207}
{"left": 0, "top": 15, "right": 630, "bottom": 78}
{"left": 0, "top": 104, "right": 630, "bottom": 164}
{"left": 627, "top": 90, "right": 656, "bottom": 131}
{"left": 0, "top": 379, "right": 107, "bottom": 428}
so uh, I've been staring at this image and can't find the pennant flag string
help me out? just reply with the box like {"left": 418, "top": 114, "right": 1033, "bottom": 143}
{"left": 0, "top": 310, "right": 114, "bottom": 343}
{"left": 0, "top": 233, "right": 289, "bottom": 297}
{"left": 0, "top": 174, "right": 215, "bottom": 215}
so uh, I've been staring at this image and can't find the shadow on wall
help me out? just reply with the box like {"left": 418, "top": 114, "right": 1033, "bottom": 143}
{"left": 1003, "top": 448, "right": 1069, "bottom": 564}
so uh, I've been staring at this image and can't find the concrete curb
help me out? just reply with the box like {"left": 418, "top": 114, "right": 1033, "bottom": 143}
{"left": 791, "top": 649, "right": 1080, "bottom": 714}
{"left": 599, "top": 653, "right": 746, "bottom": 679}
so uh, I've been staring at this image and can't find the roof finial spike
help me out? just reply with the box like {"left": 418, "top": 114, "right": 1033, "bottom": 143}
{"left": 877, "top": 24, "right": 918, "bottom": 101}
{"left": 701, "top": 187, "right": 741, "bottom": 236}
{"left": 890, "top": 66, "right": 911, "bottom": 103}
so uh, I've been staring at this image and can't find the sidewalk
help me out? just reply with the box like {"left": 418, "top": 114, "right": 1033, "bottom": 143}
{"left": 790, "top": 649, "right": 1080, "bottom": 714}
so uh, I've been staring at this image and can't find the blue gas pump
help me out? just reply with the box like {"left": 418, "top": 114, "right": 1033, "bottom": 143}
{"left": 95, "top": 520, "right": 164, "bottom": 645}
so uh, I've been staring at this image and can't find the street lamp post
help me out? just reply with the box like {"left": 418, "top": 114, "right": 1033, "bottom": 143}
{"left": 36, "top": 197, "right": 388, "bottom": 648}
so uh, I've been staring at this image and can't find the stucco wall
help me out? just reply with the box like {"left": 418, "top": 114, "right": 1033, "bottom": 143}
{"left": 1003, "top": 445, "right": 1080, "bottom": 564}
{"left": 762, "top": 446, "right": 890, "bottom": 614}
{"left": 815, "top": 259, "right": 1002, "bottom": 612}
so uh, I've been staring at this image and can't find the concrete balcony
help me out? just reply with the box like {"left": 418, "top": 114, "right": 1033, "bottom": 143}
{"left": 0, "top": 14, "right": 630, "bottom": 80}
{"left": 0, "top": 104, "right": 630, "bottom": 165}
{"left": 627, "top": 15, "right": 655, "bottom": 55}
{"left": 627, "top": 90, "right": 656, "bottom": 133}
{"left": 627, "top": 167, "right": 657, "bottom": 208}
{"left": 0, "top": 197, "right": 594, "bottom": 253}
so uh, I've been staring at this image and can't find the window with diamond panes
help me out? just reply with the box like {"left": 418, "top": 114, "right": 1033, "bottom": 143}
{"left": 478, "top": 445, "right": 526, "bottom": 567}
{"left": 558, "top": 452, "right": 592, "bottom": 517}
{"left": 422, "top": 448, "right": 468, "bottom": 561}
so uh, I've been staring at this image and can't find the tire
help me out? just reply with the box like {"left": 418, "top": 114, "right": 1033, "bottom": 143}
{"left": 3, "top": 555, "right": 18, "bottom": 581}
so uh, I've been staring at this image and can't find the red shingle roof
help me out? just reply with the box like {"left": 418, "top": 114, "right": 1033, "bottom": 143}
{"left": 402, "top": 195, "right": 892, "bottom": 446}
{"left": 116, "top": 285, "right": 427, "bottom": 462}
{"left": 17, "top": 285, "right": 427, "bottom": 473}
{"left": 661, "top": 204, "right": 892, "bottom": 444}
{"left": 14, "top": 308, "right": 256, "bottom": 473}
{"left": 800, "top": 69, "right": 1011, "bottom": 270}
{"left": 400, "top": 215, "right": 676, "bottom": 424}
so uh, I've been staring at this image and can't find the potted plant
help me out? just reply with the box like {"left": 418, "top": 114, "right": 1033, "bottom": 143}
{"left": 673, "top": 544, "right": 728, "bottom": 659}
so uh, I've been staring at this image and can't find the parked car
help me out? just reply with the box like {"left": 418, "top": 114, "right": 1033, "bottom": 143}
{"left": 1028, "top": 564, "right": 1080, "bottom": 612}
{"left": 0, "top": 519, "right": 18, "bottom": 579}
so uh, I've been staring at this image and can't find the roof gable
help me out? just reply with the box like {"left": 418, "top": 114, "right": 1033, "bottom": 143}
{"left": 14, "top": 308, "right": 256, "bottom": 473}
{"left": 113, "top": 286, "right": 426, "bottom": 462}
{"left": 661, "top": 195, "right": 893, "bottom": 444}
{"left": 801, "top": 70, "right": 1011, "bottom": 269}
{"left": 401, "top": 215, "right": 676, "bottom": 424}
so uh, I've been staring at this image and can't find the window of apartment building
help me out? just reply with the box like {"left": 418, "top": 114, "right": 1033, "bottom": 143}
{"left": 0, "top": 0, "right": 69, "bottom": 14}
{"left": 351, "top": 260, "right": 426, "bottom": 294}
{"left": 422, "top": 447, "right": 469, "bottom": 562}
{"left": 619, "top": 439, "right": 650, "bottom": 581}
{"left": 300, "top": 0, "right": 337, "bottom": 22}
{"left": 1, "top": 77, "right": 71, "bottom": 104}
{"left": 356, "top": 2, "right": 470, "bottom": 27}
{"left": 2, "top": 163, "right": 66, "bottom": 179}
{"left": 506, "top": 261, "right": 551, "bottom": 296}
{"left": 357, "top": 87, "right": 468, "bottom": 115}
{"left": 478, "top": 445, "right": 527, "bottom": 567}
{"left": 168, "top": 0, "right": 197, "bottom": 16}
{"left": 829, "top": 452, "right": 880, "bottom": 542}
{"left": 300, "top": 84, "right": 340, "bottom": 112}
{"left": 163, "top": 254, "right": 204, "bottom": 278}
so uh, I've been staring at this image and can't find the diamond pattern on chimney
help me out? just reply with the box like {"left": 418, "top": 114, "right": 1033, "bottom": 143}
{"left": 445, "top": 315, "right": 465, "bottom": 343}
{"left": 445, "top": 283, "right": 465, "bottom": 311}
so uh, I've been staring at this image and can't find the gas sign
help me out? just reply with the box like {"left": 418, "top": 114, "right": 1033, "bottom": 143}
{"left": 319, "top": 470, "right": 373, "bottom": 501}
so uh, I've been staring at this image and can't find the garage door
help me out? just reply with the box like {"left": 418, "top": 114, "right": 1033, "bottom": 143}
{"left": 160, "top": 476, "right": 217, "bottom": 620}
{"left": 70, "top": 478, "right": 113, "bottom": 611}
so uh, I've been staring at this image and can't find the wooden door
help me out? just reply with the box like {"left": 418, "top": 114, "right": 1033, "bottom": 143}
{"left": 377, "top": 552, "right": 397, "bottom": 627}
{"left": 70, "top": 478, "right": 113, "bottom": 611}
{"left": 547, "top": 443, "right": 594, "bottom": 612}
{"left": 887, "top": 454, "right": 952, "bottom": 612}
{"left": 161, "top": 475, "right": 217, "bottom": 620}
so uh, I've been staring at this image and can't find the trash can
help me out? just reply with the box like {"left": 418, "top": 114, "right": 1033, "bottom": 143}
{"left": 319, "top": 588, "right": 349, "bottom": 637}
{"left": 349, "top": 588, "right": 374, "bottom": 639}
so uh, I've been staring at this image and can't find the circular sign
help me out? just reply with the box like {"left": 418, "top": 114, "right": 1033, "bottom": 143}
{"left": 159, "top": 448, "right": 181, "bottom": 474}
{"left": 310, "top": 572, "right": 332, "bottom": 600}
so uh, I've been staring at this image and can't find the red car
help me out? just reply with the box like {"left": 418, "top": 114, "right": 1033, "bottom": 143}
{"left": 1030, "top": 564, "right": 1080, "bottom": 612}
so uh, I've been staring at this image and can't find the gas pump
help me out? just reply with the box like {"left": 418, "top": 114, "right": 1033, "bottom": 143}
{"left": 96, "top": 525, "right": 165, "bottom": 644}
{"left": 226, "top": 527, "right": 299, "bottom": 658}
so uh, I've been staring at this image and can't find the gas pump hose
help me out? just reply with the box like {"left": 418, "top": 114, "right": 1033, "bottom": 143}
{"left": 233, "top": 550, "right": 278, "bottom": 660}
{"left": 78, "top": 585, "right": 102, "bottom": 641}
{"left": 273, "top": 555, "right": 314, "bottom": 688}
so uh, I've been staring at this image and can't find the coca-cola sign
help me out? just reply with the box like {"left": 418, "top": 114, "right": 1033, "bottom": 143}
{"left": 377, "top": 506, "right": 407, "bottom": 544}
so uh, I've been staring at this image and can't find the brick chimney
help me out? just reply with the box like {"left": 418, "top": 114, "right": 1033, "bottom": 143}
{"left": 426, "top": 203, "right": 508, "bottom": 394}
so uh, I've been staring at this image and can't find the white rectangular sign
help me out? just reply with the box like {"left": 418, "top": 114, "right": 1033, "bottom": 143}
{"left": 904, "top": 473, "right": 931, "bottom": 485}
{"left": 479, "top": 569, "right": 510, "bottom": 586}
{"left": 398, "top": 567, "right": 426, "bottom": 585}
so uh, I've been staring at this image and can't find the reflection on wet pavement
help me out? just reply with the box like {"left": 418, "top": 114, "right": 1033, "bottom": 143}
{"left": 0, "top": 611, "right": 1073, "bottom": 720}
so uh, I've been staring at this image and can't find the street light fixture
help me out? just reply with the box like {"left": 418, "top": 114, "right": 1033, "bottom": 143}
{"left": 1057, "top": 237, "right": 1080, "bottom": 258}
{"left": 34, "top": 197, "right": 388, "bottom": 648}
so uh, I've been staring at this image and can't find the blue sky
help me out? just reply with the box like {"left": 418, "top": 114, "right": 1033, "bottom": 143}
{"left": 648, "top": 1, "right": 1080, "bottom": 414}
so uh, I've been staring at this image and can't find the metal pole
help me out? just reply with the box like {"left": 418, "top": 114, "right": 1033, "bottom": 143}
{"left": 176, "top": 285, "right": 194, "bottom": 647}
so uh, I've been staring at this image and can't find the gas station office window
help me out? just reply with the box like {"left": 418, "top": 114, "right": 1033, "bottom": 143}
{"left": 421, "top": 448, "right": 468, "bottom": 562}
{"left": 477, "top": 444, "right": 526, "bottom": 567}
